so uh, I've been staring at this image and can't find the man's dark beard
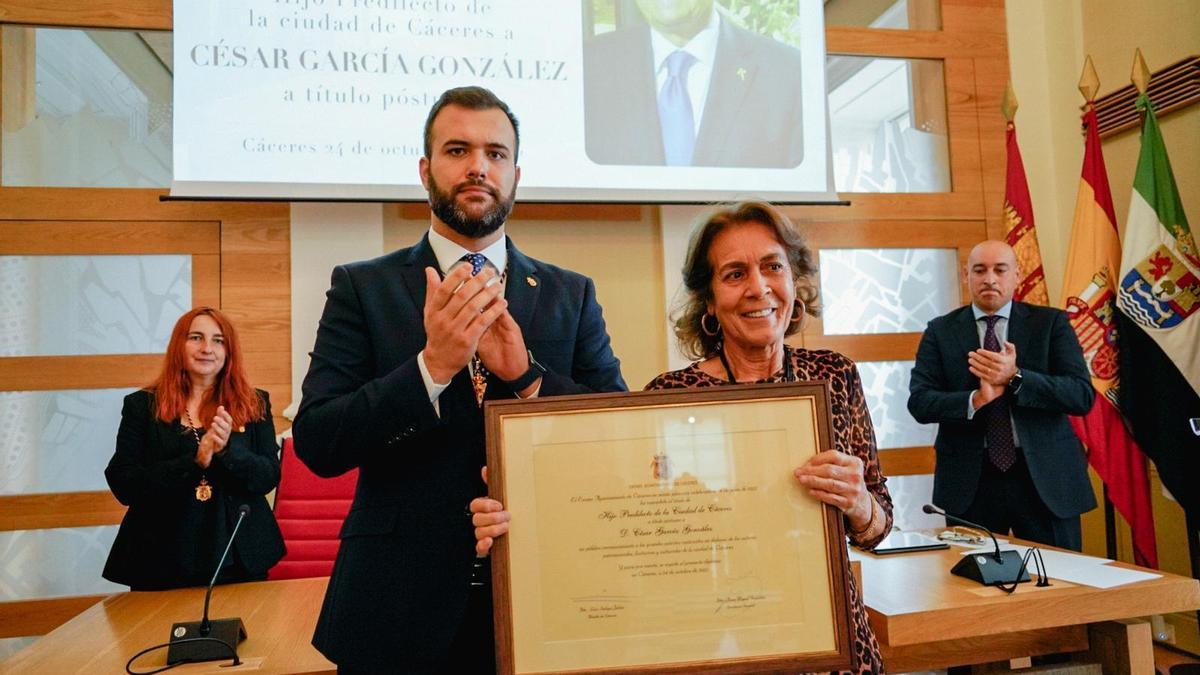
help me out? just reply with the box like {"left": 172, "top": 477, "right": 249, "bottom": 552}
{"left": 427, "top": 174, "right": 515, "bottom": 239}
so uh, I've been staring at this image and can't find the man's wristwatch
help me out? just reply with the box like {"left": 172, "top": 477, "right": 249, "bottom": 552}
{"left": 505, "top": 350, "right": 547, "bottom": 393}
{"left": 1007, "top": 369, "right": 1023, "bottom": 394}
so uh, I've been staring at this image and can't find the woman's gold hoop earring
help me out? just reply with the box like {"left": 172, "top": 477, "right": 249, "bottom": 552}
{"left": 701, "top": 313, "right": 721, "bottom": 337}
{"left": 790, "top": 298, "right": 806, "bottom": 325}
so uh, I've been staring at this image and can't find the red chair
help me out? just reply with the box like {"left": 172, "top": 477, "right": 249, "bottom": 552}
{"left": 268, "top": 436, "right": 358, "bottom": 580}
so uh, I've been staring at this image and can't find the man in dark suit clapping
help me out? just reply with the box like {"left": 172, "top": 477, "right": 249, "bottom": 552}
{"left": 293, "top": 86, "right": 627, "bottom": 673}
{"left": 908, "top": 240, "right": 1095, "bottom": 550}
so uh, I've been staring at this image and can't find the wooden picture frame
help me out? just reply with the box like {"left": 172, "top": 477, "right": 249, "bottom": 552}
{"left": 484, "top": 382, "right": 854, "bottom": 674}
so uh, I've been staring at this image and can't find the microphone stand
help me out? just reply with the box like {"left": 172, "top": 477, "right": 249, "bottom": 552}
{"left": 923, "top": 504, "right": 1031, "bottom": 587}
{"left": 166, "top": 505, "right": 252, "bottom": 665}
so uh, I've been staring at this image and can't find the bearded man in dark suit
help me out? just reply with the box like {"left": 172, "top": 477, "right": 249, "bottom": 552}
{"left": 908, "top": 240, "right": 1095, "bottom": 550}
{"left": 294, "top": 86, "right": 627, "bottom": 673}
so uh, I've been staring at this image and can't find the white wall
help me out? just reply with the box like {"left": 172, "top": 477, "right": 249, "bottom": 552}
{"left": 287, "top": 203, "right": 384, "bottom": 418}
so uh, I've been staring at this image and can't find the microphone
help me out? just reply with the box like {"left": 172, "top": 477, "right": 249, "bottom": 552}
{"left": 922, "top": 503, "right": 1003, "bottom": 562}
{"left": 166, "top": 504, "right": 252, "bottom": 665}
{"left": 923, "top": 503, "right": 1030, "bottom": 587}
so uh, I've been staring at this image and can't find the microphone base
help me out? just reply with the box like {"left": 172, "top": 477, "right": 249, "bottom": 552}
{"left": 951, "top": 550, "right": 1031, "bottom": 586}
{"left": 167, "top": 617, "right": 246, "bottom": 664}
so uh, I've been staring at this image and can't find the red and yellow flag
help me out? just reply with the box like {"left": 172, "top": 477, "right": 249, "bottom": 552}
{"left": 1061, "top": 107, "right": 1157, "bottom": 568}
{"left": 1003, "top": 122, "right": 1050, "bottom": 304}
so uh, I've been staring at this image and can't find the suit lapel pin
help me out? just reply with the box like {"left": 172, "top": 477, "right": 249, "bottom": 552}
{"left": 527, "top": 276, "right": 537, "bottom": 287}
{"left": 737, "top": 67, "right": 747, "bottom": 81}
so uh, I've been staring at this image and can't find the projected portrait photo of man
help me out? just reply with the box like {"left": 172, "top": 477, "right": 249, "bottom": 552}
{"left": 583, "top": 0, "right": 805, "bottom": 168}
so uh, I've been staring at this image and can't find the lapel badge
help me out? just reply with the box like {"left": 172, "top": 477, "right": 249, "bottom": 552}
{"left": 527, "top": 276, "right": 537, "bottom": 287}
{"left": 737, "top": 67, "right": 747, "bottom": 81}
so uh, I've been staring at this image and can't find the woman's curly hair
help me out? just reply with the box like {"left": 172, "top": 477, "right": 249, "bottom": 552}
{"left": 673, "top": 201, "right": 821, "bottom": 360}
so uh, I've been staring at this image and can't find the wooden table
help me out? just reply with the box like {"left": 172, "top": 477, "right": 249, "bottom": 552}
{"left": 854, "top": 540, "right": 1200, "bottom": 672}
{"left": 8, "top": 547, "right": 1198, "bottom": 674}
{"left": 3, "top": 577, "right": 334, "bottom": 674}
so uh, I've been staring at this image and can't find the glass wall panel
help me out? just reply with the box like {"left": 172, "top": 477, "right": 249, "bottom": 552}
{"left": 820, "top": 248, "right": 959, "bottom": 334}
{"left": 0, "top": 526, "right": 123, "bottom": 602}
{"left": 827, "top": 56, "right": 950, "bottom": 192}
{"left": 0, "top": 388, "right": 128, "bottom": 495}
{"left": 824, "top": 0, "right": 941, "bottom": 30}
{"left": 2, "top": 26, "right": 172, "bottom": 187}
{"left": 0, "top": 255, "right": 190, "bottom": 357}
{"left": 884, "top": 474, "right": 942, "bottom": 531}
{"left": 857, "top": 360, "right": 935, "bottom": 450}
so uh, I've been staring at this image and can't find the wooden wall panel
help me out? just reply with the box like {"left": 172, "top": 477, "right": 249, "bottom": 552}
{"left": 0, "top": 187, "right": 283, "bottom": 221}
{"left": 945, "top": 57, "right": 986, "bottom": 198}
{"left": 827, "top": 27, "right": 1004, "bottom": 59}
{"left": 0, "top": 0, "right": 169, "bottom": 30}
{"left": 0, "top": 354, "right": 162, "bottom": 390}
{"left": 0, "top": 24, "right": 33, "bottom": 132}
{"left": 786, "top": 192, "right": 983, "bottom": 223}
{"left": 193, "top": 253, "right": 221, "bottom": 307}
{"left": 0, "top": 491, "right": 124, "bottom": 531}
{"left": 220, "top": 213, "right": 292, "bottom": 423}
{"left": 801, "top": 218, "right": 986, "bottom": 248}
{"left": 941, "top": 0, "right": 1008, "bottom": 35}
{"left": 0, "top": 238, "right": 219, "bottom": 315}
{"left": 0, "top": 211, "right": 291, "bottom": 549}
{"left": 879, "top": 447, "right": 937, "bottom": 476}
{"left": 0, "top": 220, "right": 218, "bottom": 253}
{"left": 808, "top": 333, "right": 924, "bottom": 363}
{"left": 399, "top": 202, "right": 643, "bottom": 222}
{"left": 971, "top": 56, "right": 1012, "bottom": 240}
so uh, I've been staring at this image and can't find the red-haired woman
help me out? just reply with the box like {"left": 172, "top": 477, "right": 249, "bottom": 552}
{"left": 102, "top": 307, "right": 285, "bottom": 591}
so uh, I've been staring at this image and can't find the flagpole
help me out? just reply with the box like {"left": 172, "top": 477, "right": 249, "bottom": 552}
{"left": 1131, "top": 48, "right": 1151, "bottom": 125}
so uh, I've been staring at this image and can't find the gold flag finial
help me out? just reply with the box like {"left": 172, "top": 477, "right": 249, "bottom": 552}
{"left": 1131, "top": 48, "right": 1151, "bottom": 94}
{"left": 1079, "top": 55, "right": 1100, "bottom": 102}
{"left": 1001, "top": 81, "right": 1019, "bottom": 122}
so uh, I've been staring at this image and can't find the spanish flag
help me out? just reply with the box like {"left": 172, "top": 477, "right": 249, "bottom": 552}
{"left": 1003, "top": 121, "right": 1049, "bottom": 304}
{"left": 1061, "top": 106, "right": 1156, "bottom": 568}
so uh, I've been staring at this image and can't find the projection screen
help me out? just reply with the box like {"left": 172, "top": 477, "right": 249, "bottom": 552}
{"left": 171, "top": 1, "right": 835, "bottom": 203}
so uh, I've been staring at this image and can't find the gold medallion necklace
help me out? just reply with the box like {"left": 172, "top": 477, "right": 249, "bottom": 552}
{"left": 184, "top": 409, "right": 212, "bottom": 502}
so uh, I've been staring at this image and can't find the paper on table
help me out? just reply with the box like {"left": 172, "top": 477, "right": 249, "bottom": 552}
{"left": 960, "top": 545, "right": 1158, "bottom": 588}
{"left": 1061, "top": 563, "right": 1161, "bottom": 588}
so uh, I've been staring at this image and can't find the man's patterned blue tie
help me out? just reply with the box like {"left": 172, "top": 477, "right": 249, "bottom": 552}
{"left": 462, "top": 254, "right": 489, "bottom": 406}
{"left": 981, "top": 315, "right": 1016, "bottom": 472}
{"left": 462, "top": 252, "right": 486, "bottom": 276}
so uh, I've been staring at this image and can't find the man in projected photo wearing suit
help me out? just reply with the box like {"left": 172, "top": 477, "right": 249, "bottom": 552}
{"left": 907, "top": 240, "right": 1096, "bottom": 551}
{"left": 583, "top": 0, "right": 805, "bottom": 168}
{"left": 293, "top": 86, "right": 627, "bottom": 673}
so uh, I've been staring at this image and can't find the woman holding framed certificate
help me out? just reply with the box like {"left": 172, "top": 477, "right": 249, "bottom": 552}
{"left": 640, "top": 201, "right": 893, "bottom": 674}
{"left": 473, "top": 202, "right": 893, "bottom": 674}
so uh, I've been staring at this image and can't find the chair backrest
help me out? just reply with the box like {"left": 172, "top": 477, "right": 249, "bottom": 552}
{"left": 268, "top": 437, "right": 358, "bottom": 580}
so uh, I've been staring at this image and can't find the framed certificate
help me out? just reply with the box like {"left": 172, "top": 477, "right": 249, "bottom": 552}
{"left": 484, "top": 382, "right": 854, "bottom": 674}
